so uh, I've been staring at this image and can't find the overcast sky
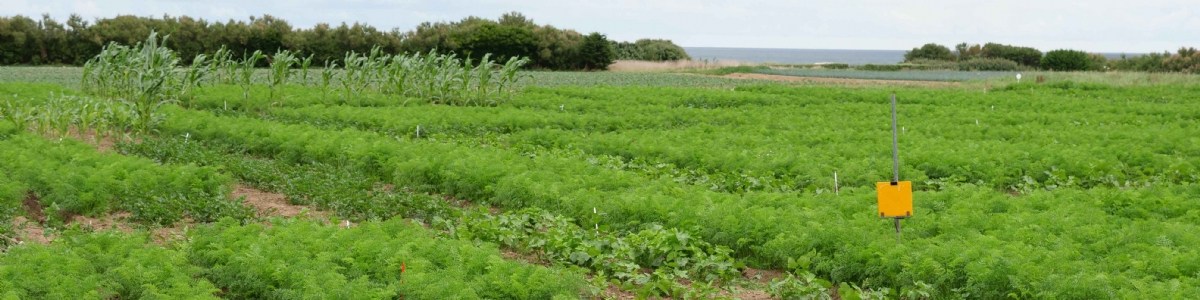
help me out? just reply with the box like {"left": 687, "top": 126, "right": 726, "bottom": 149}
{"left": 4, "top": 0, "right": 1196, "bottom": 53}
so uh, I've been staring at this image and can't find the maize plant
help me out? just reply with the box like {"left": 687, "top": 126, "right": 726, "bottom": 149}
{"left": 320, "top": 61, "right": 338, "bottom": 101}
{"left": 179, "top": 53, "right": 210, "bottom": 107}
{"left": 331, "top": 47, "right": 530, "bottom": 106}
{"left": 238, "top": 50, "right": 265, "bottom": 101}
{"left": 268, "top": 49, "right": 298, "bottom": 101}
{"left": 0, "top": 99, "right": 34, "bottom": 132}
{"left": 80, "top": 31, "right": 181, "bottom": 134}
{"left": 298, "top": 53, "right": 315, "bottom": 84}
{"left": 210, "top": 46, "right": 236, "bottom": 85}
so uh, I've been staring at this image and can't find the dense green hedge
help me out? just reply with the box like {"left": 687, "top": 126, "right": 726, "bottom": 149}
{"left": 612, "top": 39, "right": 691, "bottom": 61}
{"left": 1041, "top": 49, "right": 1094, "bottom": 71}
{"left": 0, "top": 13, "right": 686, "bottom": 70}
{"left": 903, "top": 43, "right": 954, "bottom": 62}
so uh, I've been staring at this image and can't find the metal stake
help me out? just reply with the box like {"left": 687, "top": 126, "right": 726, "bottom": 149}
{"left": 890, "top": 93, "right": 900, "bottom": 183}
{"left": 891, "top": 93, "right": 903, "bottom": 243}
{"left": 894, "top": 217, "right": 902, "bottom": 243}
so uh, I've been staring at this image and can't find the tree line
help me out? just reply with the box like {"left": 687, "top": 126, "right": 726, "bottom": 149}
{"left": 0, "top": 13, "right": 690, "bottom": 70}
{"left": 904, "top": 42, "right": 1200, "bottom": 73}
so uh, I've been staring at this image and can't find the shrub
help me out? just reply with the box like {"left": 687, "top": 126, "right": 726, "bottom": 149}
{"left": 1041, "top": 49, "right": 1093, "bottom": 71}
{"left": 981, "top": 43, "right": 1043, "bottom": 67}
{"left": 904, "top": 43, "right": 955, "bottom": 62}
{"left": 1088, "top": 53, "right": 1109, "bottom": 71}
{"left": 612, "top": 39, "right": 691, "bottom": 61}
{"left": 578, "top": 32, "right": 614, "bottom": 70}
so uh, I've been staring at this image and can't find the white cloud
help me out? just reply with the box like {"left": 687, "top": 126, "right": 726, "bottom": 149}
{"left": 0, "top": 0, "right": 1194, "bottom": 52}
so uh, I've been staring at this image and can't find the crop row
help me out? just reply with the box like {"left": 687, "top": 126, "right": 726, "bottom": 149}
{"left": 120, "top": 136, "right": 743, "bottom": 296}
{"left": 235, "top": 83, "right": 1200, "bottom": 194}
{"left": 503, "top": 85, "right": 1200, "bottom": 192}
{"left": 0, "top": 219, "right": 590, "bottom": 299}
{"left": 153, "top": 104, "right": 1200, "bottom": 297}
{"left": 0, "top": 133, "right": 250, "bottom": 226}
{"left": 121, "top": 137, "right": 454, "bottom": 222}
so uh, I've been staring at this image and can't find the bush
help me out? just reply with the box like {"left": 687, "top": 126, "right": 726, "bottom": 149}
{"left": 612, "top": 39, "right": 690, "bottom": 61}
{"left": 957, "top": 57, "right": 1021, "bottom": 71}
{"left": 578, "top": 32, "right": 614, "bottom": 70}
{"left": 0, "top": 12, "right": 650, "bottom": 70}
{"left": 981, "top": 43, "right": 1043, "bottom": 67}
{"left": 1041, "top": 49, "right": 1093, "bottom": 71}
{"left": 1163, "top": 47, "right": 1200, "bottom": 73}
{"left": 904, "top": 43, "right": 955, "bottom": 62}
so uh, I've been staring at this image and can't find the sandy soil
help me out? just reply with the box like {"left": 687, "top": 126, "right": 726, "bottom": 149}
{"left": 724, "top": 72, "right": 960, "bottom": 87}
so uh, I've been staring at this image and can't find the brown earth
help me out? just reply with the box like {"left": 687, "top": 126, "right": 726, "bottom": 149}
{"left": 723, "top": 72, "right": 960, "bottom": 87}
{"left": 234, "top": 184, "right": 318, "bottom": 218}
{"left": 10, "top": 192, "right": 52, "bottom": 245}
{"left": 9, "top": 216, "right": 51, "bottom": 245}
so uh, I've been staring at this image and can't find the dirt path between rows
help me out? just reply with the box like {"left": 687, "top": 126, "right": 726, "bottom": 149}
{"left": 723, "top": 72, "right": 960, "bottom": 87}
{"left": 234, "top": 184, "right": 314, "bottom": 218}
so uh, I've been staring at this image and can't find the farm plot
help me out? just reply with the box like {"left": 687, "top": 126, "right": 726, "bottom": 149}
{"left": 2, "top": 34, "right": 1199, "bottom": 298}
{"left": 161, "top": 74, "right": 1200, "bottom": 298}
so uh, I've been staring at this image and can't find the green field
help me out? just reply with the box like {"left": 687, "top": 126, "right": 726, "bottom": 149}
{"left": 2, "top": 51, "right": 1200, "bottom": 300}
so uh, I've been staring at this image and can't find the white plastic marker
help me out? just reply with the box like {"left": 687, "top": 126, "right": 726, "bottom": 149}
{"left": 184, "top": 132, "right": 190, "bottom": 144}
{"left": 415, "top": 125, "right": 422, "bottom": 138}
{"left": 834, "top": 171, "right": 839, "bottom": 195}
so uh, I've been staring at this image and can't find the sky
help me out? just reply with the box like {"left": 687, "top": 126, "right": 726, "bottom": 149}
{"left": 3, "top": 0, "right": 1197, "bottom": 53}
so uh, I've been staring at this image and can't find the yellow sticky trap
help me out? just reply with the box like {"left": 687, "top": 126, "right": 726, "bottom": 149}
{"left": 876, "top": 181, "right": 913, "bottom": 218}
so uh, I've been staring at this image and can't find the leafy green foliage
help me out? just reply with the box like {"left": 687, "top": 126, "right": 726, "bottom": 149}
{"left": 401, "top": 12, "right": 622, "bottom": 71}
{"left": 0, "top": 230, "right": 220, "bottom": 299}
{"left": 442, "top": 208, "right": 739, "bottom": 296}
{"left": 188, "top": 218, "right": 589, "bottom": 299}
{"left": 0, "top": 133, "right": 251, "bottom": 225}
{"left": 121, "top": 136, "right": 455, "bottom": 222}
{"left": 0, "top": 13, "right": 678, "bottom": 71}
{"left": 81, "top": 32, "right": 183, "bottom": 132}
{"left": 578, "top": 33, "right": 615, "bottom": 70}
{"left": 1041, "top": 49, "right": 1095, "bottom": 71}
{"left": 611, "top": 39, "right": 691, "bottom": 61}
{"left": 0, "top": 172, "right": 27, "bottom": 248}
{"left": 979, "top": 42, "right": 1043, "bottom": 67}
{"left": 121, "top": 134, "right": 737, "bottom": 296}
{"left": 153, "top": 79, "right": 1200, "bottom": 298}
{"left": 903, "top": 43, "right": 954, "bottom": 62}
{"left": 2, "top": 94, "right": 139, "bottom": 141}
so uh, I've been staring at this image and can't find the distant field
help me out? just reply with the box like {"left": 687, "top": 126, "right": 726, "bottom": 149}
{"left": 753, "top": 68, "right": 1018, "bottom": 82}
